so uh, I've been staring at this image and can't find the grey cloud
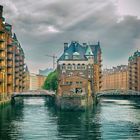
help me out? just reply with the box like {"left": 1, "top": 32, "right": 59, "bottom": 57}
{"left": 1, "top": 0, "right": 140, "bottom": 72}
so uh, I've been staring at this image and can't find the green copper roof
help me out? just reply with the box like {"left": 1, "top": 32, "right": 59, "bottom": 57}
{"left": 133, "top": 50, "right": 140, "bottom": 57}
{"left": 129, "top": 50, "right": 140, "bottom": 61}
{"left": 85, "top": 45, "right": 93, "bottom": 56}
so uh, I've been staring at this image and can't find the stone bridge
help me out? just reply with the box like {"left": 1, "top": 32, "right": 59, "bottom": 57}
{"left": 96, "top": 89, "right": 140, "bottom": 100}
{"left": 11, "top": 90, "right": 55, "bottom": 100}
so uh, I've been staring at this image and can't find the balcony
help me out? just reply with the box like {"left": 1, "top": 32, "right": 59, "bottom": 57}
{"left": 19, "top": 61, "right": 23, "bottom": 65}
{"left": 7, "top": 49, "right": 13, "bottom": 54}
{"left": 0, "top": 57, "right": 5, "bottom": 61}
{"left": 15, "top": 53, "right": 20, "bottom": 56}
{"left": 19, "top": 58, "right": 23, "bottom": 62}
{"left": 15, "top": 63, "right": 20, "bottom": 67}
{"left": 0, "top": 34, "right": 5, "bottom": 41}
{"left": 19, "top": 67, "right": 23, "bottom": 70}
{"left": 15, "top": 75, "right": 19, "bottom": 79}
{"left": 15, "top": 68, "right": 19, "bottom": 72}
{"left": 15, "top": 59, "right": 20, "bottom": 62}
{"left": 0, "top": 66, "right": 4, "bottom": 70}
{"left": 7, "top": 80, "right": 12, "bottom": 85}
{"left": 0, "top": 38, "right": 4, "bottom": 43}
{"left": 0, "top": 74, "right": 3, "bottom": 83}
{"left": 0, "top": 29, "right": 5, "bottom": 34}
{"left": 19, "top": 72, "right": 23, "bottom": 76}
{"left": 7, "top": 64, "right": 13, "bottom": 68}
{"left": 0, "top": 46, "right": 5, "bottom": 51}
{"left": 19, "top": 79, "right": 22, "bottom": 81}
{"left": 7, "top": 71, "right": 13, "bottom": 75}
{"left": 7, "top": 57, "right": 13, "bottom": 61}
{"left": 7, "top": 40, "right": 13, "bottom": 47}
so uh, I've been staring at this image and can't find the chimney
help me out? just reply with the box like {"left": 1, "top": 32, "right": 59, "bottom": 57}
{"left": 83, "top": 43, "right": 87, "bottom": 47}
{"left": 64, "top": 43, "right": 68, "bottom": 52}
{"left": 0, "top": 5, "right": 3, "bottom": 18}
{"left": 97, "top": 41, "right": 100, "bottom": 46}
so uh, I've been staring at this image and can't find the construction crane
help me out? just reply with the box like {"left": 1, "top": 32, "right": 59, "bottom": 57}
{"left": 45, "top": 54, "right": 57, "bottom": 70}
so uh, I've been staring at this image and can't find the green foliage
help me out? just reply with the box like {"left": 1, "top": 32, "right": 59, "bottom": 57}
{"left": 43, "top": 70, "right": 58, "bottom": 91}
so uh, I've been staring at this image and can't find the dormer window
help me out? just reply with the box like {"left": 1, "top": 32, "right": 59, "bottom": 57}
{"left": 73, "top": 52, "right": 80, "bottom": 59}
{"left": 64, "top": 52, "right": 69, "bottom": 60}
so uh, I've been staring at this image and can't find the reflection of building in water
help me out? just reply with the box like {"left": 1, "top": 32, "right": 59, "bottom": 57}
{"left": 102, "top": 65, "right": 128, "bottom": 91}
{"left": 56, "top": 110, "right": 101, "bottom": 139}
{"left": 56, "top": 41, "right": 102, "bottom": 110}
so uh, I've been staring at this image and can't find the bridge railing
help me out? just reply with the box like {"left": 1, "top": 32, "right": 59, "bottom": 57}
{"left": 96, "top": 89, "right": 140, "bottom": 97}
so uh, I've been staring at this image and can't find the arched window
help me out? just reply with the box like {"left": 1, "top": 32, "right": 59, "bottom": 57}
{"left": 73, "top": 63, "right": 76, "bottom": 70}
{"left": 67, "top": 63, "right": 72, "bottom": 70}
{"left": 82, "top": 64, "right": 86, "bottom": 70}
{"left": 77, "top": 64, "right": 81, "bottom": 70}
{"left": 62, "top": 63, "right": 65, "bottom": 69}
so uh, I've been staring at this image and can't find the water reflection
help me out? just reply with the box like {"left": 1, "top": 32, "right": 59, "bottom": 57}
{"left": 56, "top": 109, "right": 101, "bottom": 139}
{"left": 0, "top": 103, "right": 24, "bottom": 140}
{"left": 0, "top": 98, "right": 140, "bottom": 140}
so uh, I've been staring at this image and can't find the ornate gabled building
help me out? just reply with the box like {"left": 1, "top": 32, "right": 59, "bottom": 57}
{"left": 128, "top": 51, "right": 140, "bottom": 91}
{"left": 56, "top": 41, "right": 102, "bottom": 110}
{"left": 0, "top": 5, "right": 28, "bottom": 104}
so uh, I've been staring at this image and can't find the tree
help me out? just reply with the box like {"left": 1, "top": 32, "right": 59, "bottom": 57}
{"left": 43, "top": 70, "right": 58, "bottom": 91}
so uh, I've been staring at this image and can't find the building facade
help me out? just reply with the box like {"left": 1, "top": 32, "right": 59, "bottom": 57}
{"left": 29, "top": 73, "right": 46, "bottom": 90}
{"left": 102, "top": 65, "right": 128, "bottom": 91}
{"left": 56, "top": 41, "right": 102, "bottom": 110}
{"left": 128, "top": 51, "right": 140, "bottom": 91}
{"left": 0, "top": 5, "right": 28, "bottom": 104}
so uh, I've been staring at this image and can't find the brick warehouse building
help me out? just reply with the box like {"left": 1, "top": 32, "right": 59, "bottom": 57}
{"left": 56, "top": 41, "right": 102, "bottom": 110}
{"left": 128, "top": 51, "right": 140, "bottom": 91}
{"left": 0, "top": 5, "right": 28, "bottom": 103}
{"left": 102, "top": 65, "right": 128, "bottom": 91}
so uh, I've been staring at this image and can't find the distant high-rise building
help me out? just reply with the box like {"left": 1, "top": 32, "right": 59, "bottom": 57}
{"left": 39, "top": 68, "right": 53, "bottom": 76}
{"left": 128, "top": 51, "right": 140, "bottom": 91}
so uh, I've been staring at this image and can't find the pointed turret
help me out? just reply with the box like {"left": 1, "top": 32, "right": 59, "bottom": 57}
{"left": 85, "top": 45, "right": 93, "bottom": 58}
{"left": 13, "top": 33, "right": 18, "bottom": 41}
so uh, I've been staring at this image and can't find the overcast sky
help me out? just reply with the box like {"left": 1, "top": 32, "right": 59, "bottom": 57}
{"left": 1, "top": 0, "right": 140, "bottom": 73}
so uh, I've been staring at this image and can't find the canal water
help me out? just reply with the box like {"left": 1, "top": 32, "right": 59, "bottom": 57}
{"left": 0, "top": 98, "right": 140, "bottom": 140}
